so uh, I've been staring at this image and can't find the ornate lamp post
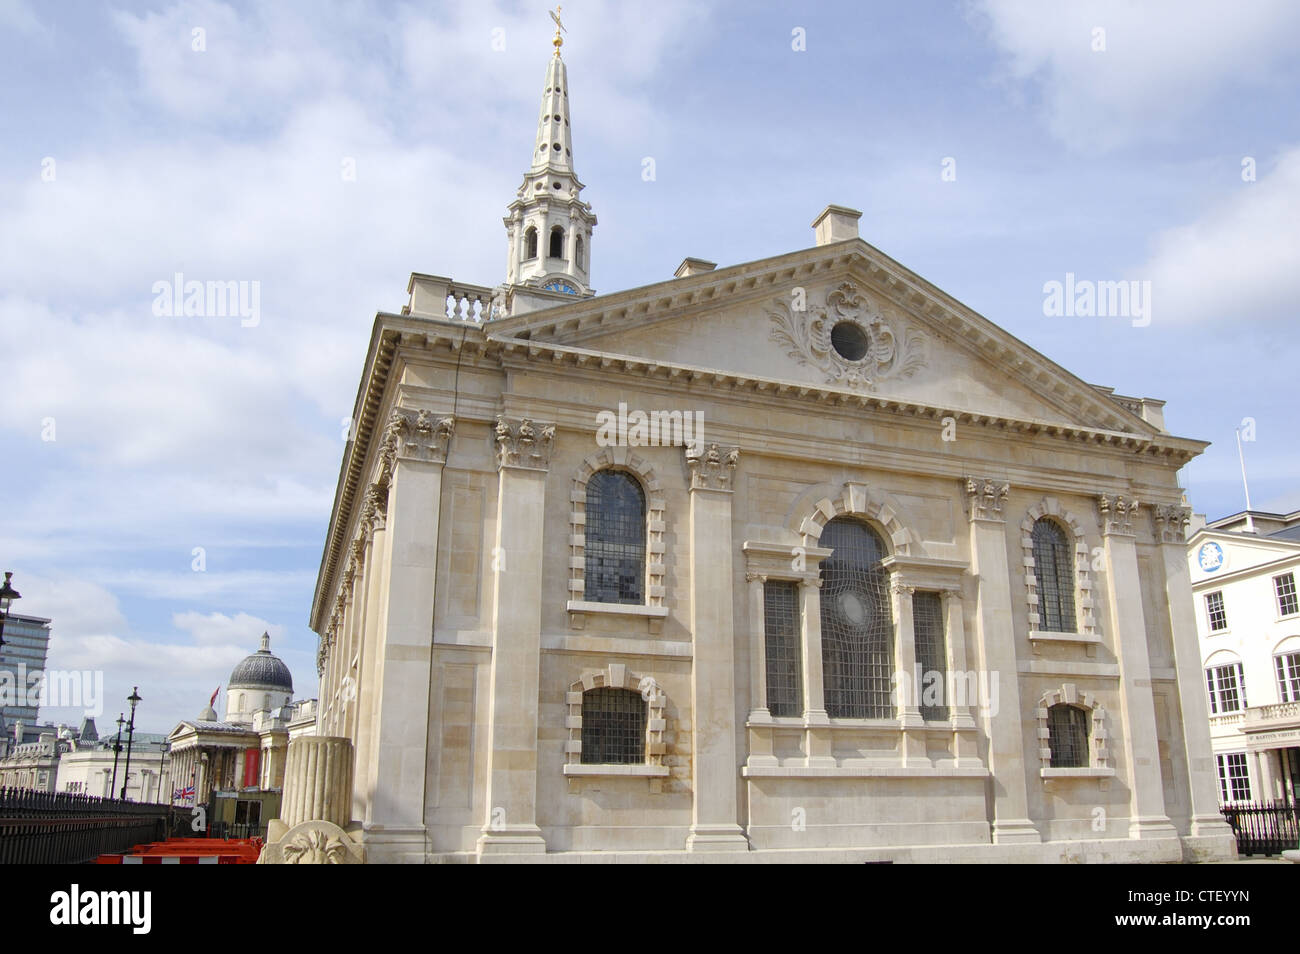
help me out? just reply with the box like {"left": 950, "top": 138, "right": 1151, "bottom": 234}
{"left": 110, "top": 713, "right": 125, "bottom": 798}
{"left": 0, "top": 572, "right": 21, "bottom": 760}
{"left": 120, "top": 687, "right": 141, "bottom": 800}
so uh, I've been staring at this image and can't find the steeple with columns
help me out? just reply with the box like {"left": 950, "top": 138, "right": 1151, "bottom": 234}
{"left": 502, "top": 7, "right": 597, "bottom": 299}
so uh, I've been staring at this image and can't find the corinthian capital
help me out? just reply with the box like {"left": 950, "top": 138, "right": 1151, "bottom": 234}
{"left": 1097, "top": 493, "right": 1140, "bottom": 535}
{"left": 1153, "top": 503, "right": 1191, "bottom": 544}
{"left": 495, "top": 415, "right": 556, "bottom": 471}
{"left": 964, "top": 476, "right": 1010, "bottom": 523}
{"left": 383, "top": 408, "right": 455, "bottom": 465}
{"left": 685, "top": 441, "right": 739, "bottom": 492}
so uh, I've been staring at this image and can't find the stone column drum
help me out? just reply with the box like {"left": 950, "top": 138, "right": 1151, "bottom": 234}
{"left": 258, "top": 736, "right": 365, "bottom": 864}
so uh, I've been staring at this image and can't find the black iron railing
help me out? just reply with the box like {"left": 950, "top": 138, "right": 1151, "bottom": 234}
{"left": 1220, "top": 800, "right": 1300, "bottom": 857}
{"left": 0, "top": 786, "right": 170, "bottom": 864}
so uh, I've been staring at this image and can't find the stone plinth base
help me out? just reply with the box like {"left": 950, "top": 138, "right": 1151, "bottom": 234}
{"left": 358, "top": 825, "right": 430, "bottom": 864}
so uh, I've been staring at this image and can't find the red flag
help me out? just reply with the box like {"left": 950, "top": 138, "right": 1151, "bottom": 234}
{"left": 210, "top": 686, "right": 220, "bottom": 707}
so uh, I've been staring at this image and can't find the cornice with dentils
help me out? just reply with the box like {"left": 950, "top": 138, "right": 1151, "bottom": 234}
{"left": 309, "top": 310, "right": 1206, "bottom": 633}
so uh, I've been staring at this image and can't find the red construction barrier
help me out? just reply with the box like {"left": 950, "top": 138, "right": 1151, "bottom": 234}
{"left": 94, "top": 836, "right": 262, "bottom": 865}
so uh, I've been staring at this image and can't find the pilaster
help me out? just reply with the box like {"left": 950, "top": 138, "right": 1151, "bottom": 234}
{"left": 1097, "top": 493, "right": 1177, "bottom": 839}
{"left": 684, "top": 443, "right": 749, "bottom": 851}
{"left": 1153, "top": 504, "right": 1236, "bottom": 843}
{"left": 890, "top": 581, "right": 927, "bottom": 764}
{"left": 964, "top": 476, "right": 1040, "bottom": 843}
{"left": 478, "top": 416, "right": 555, "bottom": 855}
{"left": 361, "top": 408, "right": 453, "bottom": 862}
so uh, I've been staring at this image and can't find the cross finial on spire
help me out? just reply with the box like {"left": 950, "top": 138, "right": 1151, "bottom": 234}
{"left": 550, "top": 6, "right": 565, "bottom": 53}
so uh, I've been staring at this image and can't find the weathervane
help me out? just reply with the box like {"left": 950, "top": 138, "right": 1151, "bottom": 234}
{"left": 550, "top": 6, "right": 566, "bottom": 52}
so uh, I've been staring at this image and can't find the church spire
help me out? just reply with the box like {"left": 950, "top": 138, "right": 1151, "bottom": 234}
{"left": 501, "top": 7, "right": 596, "bottom": 300}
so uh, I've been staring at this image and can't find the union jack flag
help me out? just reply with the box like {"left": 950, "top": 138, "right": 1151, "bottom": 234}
{"left": 173, "top": 785, "right": 195, "bottom": 802}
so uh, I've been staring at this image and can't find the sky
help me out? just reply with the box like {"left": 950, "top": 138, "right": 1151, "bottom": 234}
{"left": 1, "top": 0, "right": 1298, "bottom": 734}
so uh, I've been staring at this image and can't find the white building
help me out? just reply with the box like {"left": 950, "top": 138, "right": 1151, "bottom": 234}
{"left": 305, "top": 21, "right": 1236, "bottom": 863}
{"left": 1190, "top": 508, "right": 1300, "bottom": 805}
{"left": 55, "top": 731, "right": 171, "bottom": 803}
{"left": 167, "top": 632, "right": 308, "bottom": 807}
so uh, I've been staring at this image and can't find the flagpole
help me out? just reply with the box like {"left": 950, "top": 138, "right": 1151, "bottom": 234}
{"left": 1235, "top": 426, "right": 1255, "bottom": 533}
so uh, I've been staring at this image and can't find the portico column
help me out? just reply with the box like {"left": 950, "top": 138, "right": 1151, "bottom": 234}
{"left": 1154, "top": 505, "right": 1238, "bottom": 840}
{"left": 1098, "top": 494, "right": 1176, "bottom": 838}
{"left": 964, "top": 477, "right": 1040, "bottom": 843}
{"left": 477, "top": 416, "right": 555, "bottom": 855}
{"left": 684, "top": 443, "right": 749, "bottom": 851}
{"left": 1253, "top": 749, "right": 1276, "bottom": 802}
{"left": 361, "top": 408, "right": 454, "bottom": 862}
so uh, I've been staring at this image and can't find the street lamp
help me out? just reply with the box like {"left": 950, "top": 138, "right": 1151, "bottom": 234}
{"left": 110, "top": 713, "right": 125, "bottom": 798}
{"left": 120, "top": 688, "right": 141, "bottom": 801}
{"left": 0, "top": 572, "right": 21, "bottom": 759}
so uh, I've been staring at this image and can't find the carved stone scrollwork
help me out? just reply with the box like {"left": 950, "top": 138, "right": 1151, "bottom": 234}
{"left": 685, "top": 442, "right": 739, "bottom": 492}
{"left": 769, "top": 279, "right": 927, "bottom": 390}
{"left": 745, "top": 571, "right": 766, "bottom": 584}
{"left": 495, "top": 415, "right": 556, "bottom": 471}
{"left": 1098, "top": 493, "right": 1140, "bottom": 535}
{"left": 1153, "top": 504, "right": 1191, "bottom": 544}
{"left": 965, "top": 476, "right": 1010, "bottom": 522}
{"left": 258, "top": 820, "right": 364, "bottom": 865}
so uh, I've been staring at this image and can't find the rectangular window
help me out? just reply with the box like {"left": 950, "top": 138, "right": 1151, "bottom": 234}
{"left": 1216, "top": 753, "right": 1251, "bottom": 803}
{"left": 1275, "top": 573, "right": 1299, "bottom": 617}
{"left": 763, "top": 581, "right": 803, "bottom": 717}
{"left": 1205, "top": 591, "right": 1228, "bottom": 632}
{"left": 1206, "top": 662, "right": 1247, "bottom": 714}
{"left": 912, "top": 592, "right": 949, "bottom": 721}
{"left": 1276, "top": 652, "right": 1300, "bottom": 703}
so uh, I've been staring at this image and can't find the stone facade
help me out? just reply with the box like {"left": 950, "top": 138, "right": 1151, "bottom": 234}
{"left": 306, "top": 38, "right": 1235, "bottom": 864}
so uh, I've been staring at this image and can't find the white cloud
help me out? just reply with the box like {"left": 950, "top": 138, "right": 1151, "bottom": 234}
{"left": 0, "top": 0, "right": 44, "bottom": 36}
{"left": 172, "top": 610, "right": 283, "bottom": 647}
{"left": 1139, "top": 146, "right": 1300, "bottom": 324}
{"left": 970, "top": 0, "right": 1300, "bottom": 149}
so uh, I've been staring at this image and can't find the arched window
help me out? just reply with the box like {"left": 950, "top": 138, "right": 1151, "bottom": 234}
{"left": 580, "top": 687, "right": 645, "bottom": 764}
{"left": 575, "top": 235, "right": 585, "bottom": 270}
{"left": 523, "top": 226, "right": 538, "bottom": 260}
{"left": 549, "top": 225, "right": 565, "bottom": 259}
{"left": 1032, "top": 517, "right": 1076, "bottom": 632}
{"left": 1047, "top": 703, "right": 1089, "bottom": 767}
{"left": 584, "top": 470, "right": 645, "bottom": 604}
{"left": 819, "top": 517, "right": 894, "bottom": 718}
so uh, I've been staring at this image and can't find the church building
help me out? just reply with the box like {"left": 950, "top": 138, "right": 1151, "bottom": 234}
{"left": 308, "top": 20, "right": 1236, "bottom": 863}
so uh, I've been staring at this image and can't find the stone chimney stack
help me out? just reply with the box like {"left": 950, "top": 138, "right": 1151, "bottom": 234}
{"left": 811, "top": 204, "right": 862, "bottom": 246}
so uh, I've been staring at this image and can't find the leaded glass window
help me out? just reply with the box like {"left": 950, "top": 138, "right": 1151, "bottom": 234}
{"left": 763, "top": 580, "right": 802, "bottom": 717}
{"left": 913, "top": 591, "right": 948, "bottom": 721}
{"left": 580, "top": 688, "right": 646, "bottom": 764}
{"left": 1048, "top": 704, "right": 1089, "bottom": 768}
{"left": 584, "top": 470, "right": 646, "bottom": 604}
{"left": 1032, "top": 518, "right": 1077, "bottom": 633}
{"left": 819, "top": 518, "right": 894, "bottom": 719}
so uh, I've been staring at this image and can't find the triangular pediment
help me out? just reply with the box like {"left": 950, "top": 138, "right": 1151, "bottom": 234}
{"left": 489, "top": 241, "right": 1155, "bottom": 435}
{"left": 1187, "top": 529, "right": 1300, "bottom": 582}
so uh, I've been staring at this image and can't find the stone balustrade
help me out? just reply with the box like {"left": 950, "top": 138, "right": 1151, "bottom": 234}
{"left": 405, "top": 273, "right": 496, "bottom": 322}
